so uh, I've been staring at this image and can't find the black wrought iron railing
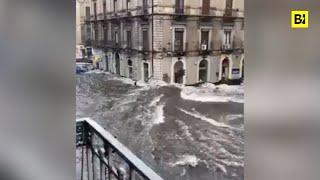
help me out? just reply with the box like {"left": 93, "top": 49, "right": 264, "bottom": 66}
{"left": 76, "top": 118, "right": 163, "bottom": 180}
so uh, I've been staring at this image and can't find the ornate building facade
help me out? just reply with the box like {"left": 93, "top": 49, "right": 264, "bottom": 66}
{"left": 83, "top": 0, "right": 244, "bottom": 85}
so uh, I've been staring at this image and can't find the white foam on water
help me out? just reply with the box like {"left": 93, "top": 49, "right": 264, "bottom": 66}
{"left": 179, "top": 108, "right": 229, "bottom": 128}
{"left": 181, "top": 90, "right": 230, "bottom": 102}
{"left": 112, "top": 76, "right": 138, "bottom": 85}
{"left": 172, "top": 155, "right": 199, "bottom": 167}
{"left": 153, "top": 104, "right": 165, "bottom": 125}
{"left": 226, "top": 114, "right": 244, "bottom": 121}
{"left": 180, "top": 83, "right": 244, "bottom": 103}
{"left": 149, "top": 94, "right": 164, "bottom": 107}
{"left": 86, "top": 70, "right": 109, "bottom": 74}
{"left": 216, "top": 158, "right": 244, "bottom": 167}
{"left": 215, "top": 162, "right": 227, "bottom": 174}
{"left": 175, "top": 120, "right": 193, "bottom": 140}
{"left": 218, "top": 147, "right": 243, "bottom": 160}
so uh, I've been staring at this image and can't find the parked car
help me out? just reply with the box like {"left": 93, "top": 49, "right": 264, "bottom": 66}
{"left": 76, "top": 63, "right": 89, "bottom": 74}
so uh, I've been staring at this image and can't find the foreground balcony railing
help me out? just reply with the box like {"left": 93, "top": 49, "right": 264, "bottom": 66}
{"left": 76, "top": 118, "right": 164, "bottom": 180}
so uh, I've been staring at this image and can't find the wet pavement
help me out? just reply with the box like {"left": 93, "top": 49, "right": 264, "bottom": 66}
{"left": 76, "top": 71, "right": 244, "bottom": 180}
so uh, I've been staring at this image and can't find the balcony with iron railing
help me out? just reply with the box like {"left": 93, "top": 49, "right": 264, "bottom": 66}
{"left": 90, "top": 15, "right": 97, "bottom": 22}
{"left": 76, "top": 118, "right": 164, "bottom": 180}
{"left": 223, "top": 9, "right": 243, "bottom": 23}
{"left": 105, "top": 40, "right": 121, "bottom": 49}
{"left": 198, "top": 41, "right": 213, "bottom": 56}
{"left": 172, "top": 42, "right": 188, "bottom": 56}
{"left": 80, "top": 16, "right": 86, "bottom": 23}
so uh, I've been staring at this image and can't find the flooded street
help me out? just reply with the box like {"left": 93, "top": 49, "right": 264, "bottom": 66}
{"left": 76, "top": 71, "right": 244, "bottom": 180}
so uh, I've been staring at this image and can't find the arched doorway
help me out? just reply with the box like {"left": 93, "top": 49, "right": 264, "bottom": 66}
{"left": 174, "top": 61, "right": 184, "bottom": 84}
{"left": 128, "top": 59, "right": 133, "bottom": 78}
{"left": 115, "top": 53, "right": 120, "bottom": 75}
{"left": 221, "top": 57, "right": 230, "bottom": 82}
{"left": 198, "top": 59, "right": 208, "bottom": 82}
{"left": 143, "top": 63, "right": 149, "bottom": 82}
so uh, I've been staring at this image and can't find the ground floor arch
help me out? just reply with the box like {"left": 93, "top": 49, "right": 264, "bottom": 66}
{"left": 171, "top": 58, "right": 186, "bottom": 84}
{"left": 198, "top": 59, "right": 209, "bottom": 82}
{"left": 219, "top": 56, "right": 233, "bottom": 83}
{"left": 143, "top": 62, "right": 149, "bottom": 82}
{"left": 128, "top": 59, "right": 133, "bottom": 78}
{"left": 115, "top": 53, "right": 120, "bottom": 75}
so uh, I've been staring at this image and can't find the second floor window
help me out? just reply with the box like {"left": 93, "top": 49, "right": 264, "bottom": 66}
{"left": 142, "top": 29, "right": 149, "bottom": 51}
{"left": 126, "top": 30, "right": 132, "bottom": 48}
{"left": 143, "top": 0, "right": 148, "bottom": 8}
{"left": 85, "top": 7, "right": 90, "bottom": 20}
{"left": 94, "top": 3, "right": 97, "bottom": 16}
{"left": 202, "top": 0, "right": 210, "bottom": 15}
{"left": 104, "top": 27, "right": 108, "bottom": 42}
{"left": 201, "top": 29, "right": 209, "bottom": 49}
{"left": 174, "top": 28, "right": 184, "bottom": 52}
{"left": 127, "top": 0, "right": 130, "bottom": 11}
{"left": 175, "top": 0, "right": 184, "bottom": 14}
{"left": 114, "top": 0, "right": 118, "bottom": 13}
{"left": 224, "top": 30, "right": 231, "bottom": 45}
{"left": 225, "top": 0, "right": 233, "bottom": 16}
{"left": 115, "top": 31, "right": 119, "bottom": 44}
{"left": 103, "top": 2, "right": 106, "bottom": 16}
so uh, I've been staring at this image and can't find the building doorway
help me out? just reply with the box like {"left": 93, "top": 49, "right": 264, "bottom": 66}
{"left": 174, "top": 61, "right": 184, "bottom": 84}
{"left": 128, "top": 59, "right": 133, "bottom": 79}
{"left": 115, "top": 53, "right": 120, "bottom": 75}
{"left": 143, "top": 63, "right": 149, "bottom": 82}
{"left": 199, "top": 59, "right": 208, "bottom": 82}
{"left": 221, "top": 57, "right": 230, "bottom": 82}
{"left": 105, "top": 55, "right": 109, "bottom": 71}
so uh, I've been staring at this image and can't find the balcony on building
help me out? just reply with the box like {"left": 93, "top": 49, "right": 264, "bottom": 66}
{"left": 136, "top": 1, "right": 149, "bottom": 21}
{"left": 124, "top": 0, "right": 132, "bottom": 17}
{"left": 223, "top": 8, "right": 238, "bottom": 23}
{"left": 173, "top": 0, "right": 188, "bottom": 21}
{"left": 80, "top": 16, "right": 86, "bottom": 23}
{"left": 221, "top": 43, "right": 233, "bottom": 54}
{"left": 97, "top": 13, "right": 104, "bottom": 21}
{"left": 200, "top": 1, "right": 215, "bottom": 22}
{"left": 198, "top": 41, "right": 212, "bottom": 56}
{"left": 84, "top": 39, "right": 93, "bottom": 47}
{"left": 90, "top": 14, "right": 96, "bottom": 22}
{"left": 84, "top": 15, "right": 91, "bottom": 23}
{"left": 173, "top": 42, "right": 187, "bottom": 56}
{"left": 99, "top": 39, "right": 105, "bottom": 48}
{"left": 105, "top": 40, "right": 121, "bottom": 51}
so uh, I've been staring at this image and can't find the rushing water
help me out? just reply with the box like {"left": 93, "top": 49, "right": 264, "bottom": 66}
{"left": 76, "top": 72, "right": 244, "bottom": 180}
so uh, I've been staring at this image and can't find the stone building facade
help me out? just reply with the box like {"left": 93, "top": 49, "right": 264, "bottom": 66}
{"left": 84, "top": 0, "right": 244, "bottom": 85}
{"left": 76, "top": 0, "right": 91, "bottom": 46}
